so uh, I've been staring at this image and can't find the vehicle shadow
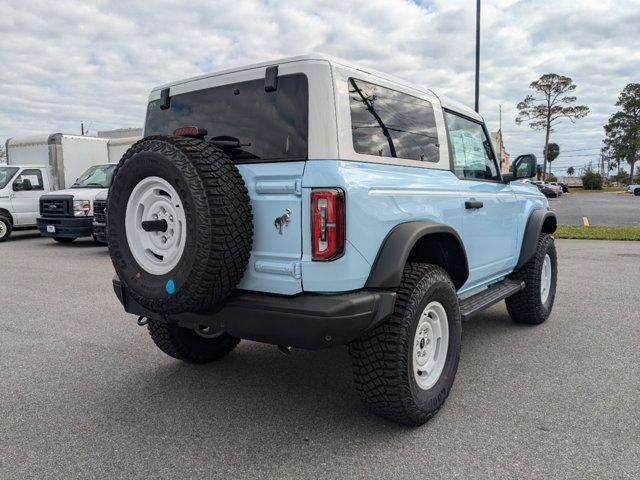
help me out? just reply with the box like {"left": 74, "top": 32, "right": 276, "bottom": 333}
{"left": 4, "top": 230, "right": 41, "bottom": 242}
{"left": 99, "top": 303, "right": 525, "bottom": 448}
{"left": 47, "top": 238, "right": 104, "bottom": 248}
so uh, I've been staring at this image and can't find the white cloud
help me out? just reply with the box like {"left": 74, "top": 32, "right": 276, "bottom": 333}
{"left": 1, "top": 0, "right": 639, "bottom": 173}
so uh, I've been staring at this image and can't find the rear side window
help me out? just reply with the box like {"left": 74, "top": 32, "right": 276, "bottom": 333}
{"left": 348, "top": 78, "right": 439, "bottom": 162}
{"left": 145, "top": 74, "right": 308, "bottom": 163}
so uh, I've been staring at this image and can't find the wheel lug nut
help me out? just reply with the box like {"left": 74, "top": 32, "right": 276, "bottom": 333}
{"left": 162, "top": 236, "right": 167, "bottom": 243}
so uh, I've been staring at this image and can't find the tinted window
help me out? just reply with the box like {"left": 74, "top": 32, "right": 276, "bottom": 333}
{"left": 349, "top": 78, "right": 439, "bottom": 162}
{"left": 17, "top": 169, "right": 44, "bottom": 190}
{"left": 444, "top": 111, "right": 500, "bottom": 181}
{"left": 145, "top": 74, "right": 308, "bottom": 163}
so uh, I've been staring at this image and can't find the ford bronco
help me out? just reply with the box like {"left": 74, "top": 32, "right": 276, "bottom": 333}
{"left": 107, "top": 55, "right": 557, "bottom": 426}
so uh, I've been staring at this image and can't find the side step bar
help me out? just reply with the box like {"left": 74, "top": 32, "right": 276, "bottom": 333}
{"left": 459, "top": 279, "right": 525, "bottom": 321}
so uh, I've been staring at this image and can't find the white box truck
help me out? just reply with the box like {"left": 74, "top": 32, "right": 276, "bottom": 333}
{"left": 1, "top": 133, "right": 139, "bottom": 242}
{"left": 36, "top": 135, "right": 140, "bottom": 243}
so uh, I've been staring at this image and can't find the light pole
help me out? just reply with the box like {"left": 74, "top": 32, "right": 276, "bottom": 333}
{"left": 474, "top": 0, "right": 481, "bottom": 113}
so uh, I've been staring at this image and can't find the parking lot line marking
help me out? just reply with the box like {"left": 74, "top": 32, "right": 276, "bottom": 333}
{"left": 582, "top": 216, "right": 590, "bottom": 226}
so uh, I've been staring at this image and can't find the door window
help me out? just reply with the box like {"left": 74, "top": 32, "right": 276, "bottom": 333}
{"left": 348, "top": 78, "right": 439, "bottom": 162}
{"left": 17, "top": 169, "right": 44, "bottom": 190}
{"left": 444, "top": 111, "right": 500, "bottom": 181}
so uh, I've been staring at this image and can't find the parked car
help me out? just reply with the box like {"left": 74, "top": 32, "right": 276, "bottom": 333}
{"left": 107, "top": 54, "right": 558, "bottom": 426}
{"left": 550, "top": 181, "right": 569, "bottom": 193}
{"left": 532, "top": 181, "right": 559, "bottom": 198}
{"left": 628, "top": 184, "right": 640, "bottom": 196}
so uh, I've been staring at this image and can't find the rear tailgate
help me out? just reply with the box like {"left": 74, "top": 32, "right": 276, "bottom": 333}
{"left": 236, "top": 162, "right": 304, "bottom": 294}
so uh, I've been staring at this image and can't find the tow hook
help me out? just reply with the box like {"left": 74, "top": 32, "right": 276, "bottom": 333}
{"left": 278, "top": 345, "right": 293, "bottom": 355}
{"left": 137, "top": 316, "right": 149, "bottom": 327}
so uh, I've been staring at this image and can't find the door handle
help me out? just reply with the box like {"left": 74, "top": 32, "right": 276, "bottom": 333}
{"left": 465, "top": 200, "right": 484, "bottom": 209}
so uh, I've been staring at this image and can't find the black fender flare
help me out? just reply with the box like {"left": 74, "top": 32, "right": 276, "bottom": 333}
{"left": 365, "top": 221, "right": 469, "bottom": 290}
{"left": 516, "top": 210, "right": 557, "bottom": 268}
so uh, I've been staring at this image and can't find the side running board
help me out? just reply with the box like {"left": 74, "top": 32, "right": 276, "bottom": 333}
{"left": 459, "top": 279, "right": 525, "bottom": 321}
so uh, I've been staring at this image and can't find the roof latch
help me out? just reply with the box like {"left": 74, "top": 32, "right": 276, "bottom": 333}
{"left": 264, "top": 65, "right": 278, "bottom": 92}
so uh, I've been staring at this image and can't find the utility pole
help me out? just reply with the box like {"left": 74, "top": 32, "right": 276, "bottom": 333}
{"left": 474, "top": 0, "right": 481, "bottom": 113}
{"left": 81, "top": 122, "right": 85, "bottom": 136}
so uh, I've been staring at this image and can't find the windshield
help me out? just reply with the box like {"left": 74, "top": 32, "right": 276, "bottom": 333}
{"left": 0, "top": 167, "right": 19, "bottom": 189}
{"left": 72, "top": 164, "right": 116, "bottom": 188}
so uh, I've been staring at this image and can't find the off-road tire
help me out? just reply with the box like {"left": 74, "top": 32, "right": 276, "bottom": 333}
{"left": 53, "top": 237, "right": 76, "bottom": 243}
{"left": 147, "top": 318, "right": 240, "bottom": 363}
{"left": 0, "top": 215, "right": 12, "bottom": 242}
{"left": 634, "top": 188, "right": 640, "bottom": 196}
{"left": 107, "top": 136, "right": 253, "bottom": 314}
{"left": 349, "top": 264, "right": 462, "bottom": 426}
{"left": 506, "top": 233, "right": 557, "bottom": 324}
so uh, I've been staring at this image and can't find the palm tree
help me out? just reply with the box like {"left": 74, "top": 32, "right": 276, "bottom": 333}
{"left": 566, "top": 166, "right": 575, "bottom": 176}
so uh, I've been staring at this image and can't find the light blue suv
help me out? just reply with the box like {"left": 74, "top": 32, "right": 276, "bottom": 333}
{"left": 108, "top": 55, "right": 557, "bottom": 426}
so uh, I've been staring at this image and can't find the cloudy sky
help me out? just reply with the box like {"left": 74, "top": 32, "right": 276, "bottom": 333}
{"left": 2, "top": 0, "right": 639, "bottom": 175}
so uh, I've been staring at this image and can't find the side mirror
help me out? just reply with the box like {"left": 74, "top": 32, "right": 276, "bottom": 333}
{"left": 505, "top": 154, "right": 537, "bottom": 181}
{"left": 13, "top": 178, "right": 33, "bottom": 191}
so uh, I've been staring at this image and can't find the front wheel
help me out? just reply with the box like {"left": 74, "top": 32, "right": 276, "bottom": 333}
{"left": 147, "top": 319, "right": 240, "bottom": 363}
{"left": 0, "top": 215, "right": 12, "bottom": 242}
{"left": 634, "top": 188, "right": 640, "bottom": 196}
{"left": 506, "top": 233, "right": 557, "bottom": 324}
{"left": 349, "top": 264, "right": 461, "bottom": 426}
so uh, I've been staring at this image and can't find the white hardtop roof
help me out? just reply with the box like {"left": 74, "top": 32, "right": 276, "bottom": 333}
{"left": 151, "top": 53, "right": 482, "bottom": 122}
{"left": 7, "top": 133, "right": 110, "bottom": 147}
{"left": 107, "top": 136, "right": 142, "bottom": 146}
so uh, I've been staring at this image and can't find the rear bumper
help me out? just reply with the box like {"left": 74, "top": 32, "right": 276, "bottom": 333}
{"left": 113, "top": 276, "right": 396, "bottom": 350}
{"left": 37, "top": 216, "right": 93, "bottom": 238}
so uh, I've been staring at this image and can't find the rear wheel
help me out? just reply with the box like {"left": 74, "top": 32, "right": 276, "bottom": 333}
{"left": 147, "top": 319, "right": 240, "bottom": 363}
{"left": 53, "top": 237, "right": 75, "bottom": 243}
{"left": 349, "top": 264, "right": 461, "bottom": 426}
{"left": 0, "top": 215, "right": 12, "bottom": 242}
{"left": 634, "top": 188, "right": 640, "bottom": 196}
{"left": 506, "top": 233, "right": 557, "bottom": 324}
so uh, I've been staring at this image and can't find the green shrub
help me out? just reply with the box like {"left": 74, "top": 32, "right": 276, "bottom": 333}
{"left": 582, "top": 170, "right": 603, "bottom": 190}
{"left": 547, "top": 173, "right": 558, "bottom": 182}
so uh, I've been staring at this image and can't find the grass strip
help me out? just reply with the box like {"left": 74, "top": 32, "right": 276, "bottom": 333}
{"left": 555, "top": 225, "right": 640, "bottom": 241}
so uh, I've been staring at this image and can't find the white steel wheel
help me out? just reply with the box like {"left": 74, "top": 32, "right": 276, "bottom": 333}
{"left": 125, "top": 176, "right": 187, "bottom": 275}
{"left": 0, "top": 221, "right": 7, "bottom": 239}
{"left": 540, "top": 254, "right": 552, "bottom": 304}
{"left": 413, "top": 301, "right": 449, "bottom": 390}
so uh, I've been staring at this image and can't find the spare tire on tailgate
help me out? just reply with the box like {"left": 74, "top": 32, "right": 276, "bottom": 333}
{"left": 107, "top": 135, "right": 253, "bottom": 314}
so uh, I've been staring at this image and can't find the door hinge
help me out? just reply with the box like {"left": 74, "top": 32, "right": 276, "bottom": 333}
{"left": 254, "top": 260, "right": 302, "bottom": 279}
{"left": 255, "top": 179, "right": 303, "bottom": 196}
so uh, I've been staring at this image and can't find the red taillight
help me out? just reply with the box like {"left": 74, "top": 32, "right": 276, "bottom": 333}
{"left": 172, "top": 126, "right": 207, "bottom": 139}
{"left": 311, "top": 188, "right": 345, "bottom": 261}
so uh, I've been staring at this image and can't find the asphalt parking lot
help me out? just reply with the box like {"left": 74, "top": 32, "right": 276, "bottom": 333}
{"left": 551, "top": 191, "right": 640, "bottom": 226}
{"left": 1, "top": 232, "right": 639, "bottom": 479}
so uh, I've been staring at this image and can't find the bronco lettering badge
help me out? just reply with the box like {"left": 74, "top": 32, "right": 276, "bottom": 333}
{"left": 274, "top": 208, "right": 292, "bottom": 234}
